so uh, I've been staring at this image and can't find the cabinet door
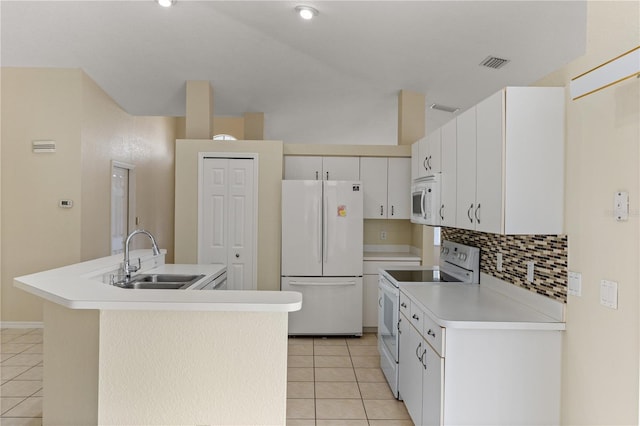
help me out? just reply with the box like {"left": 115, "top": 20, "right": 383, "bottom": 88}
{"left": 399, "top": 314, "right": 423, "bottom": 424}
{"left": 363, "top": 274, "right": 379, "bottom": 328}
{"left": 427, "top": 128, "right": 442, "bottom": 174}
{"left": 284, "top": 156, "right": 322, "bottom": 180}
{"left": 440, "top": 119, "right": 457, "bottom": 227}
{"left": 387, "top": 158, "right": 411, "bottom": 219}
{"left": 455, "top": 107, "right": 477, "bottom": 230}
{"left": 417, "top": 137, "right": 429, "bottom": 178}
{"left": 422, "top": 344, "right": 444, "bottom": 426}
{"left": 322, "top": 157, "right": 360, "bottom": 180}
{"left": 361, "top": 157, "right": 388, "bottom": 218}
{"left": 411, "top": 142, "right": 420, "bottom": 181}
{"left": 475, "top": 90, "right": 504, "bottom": 234}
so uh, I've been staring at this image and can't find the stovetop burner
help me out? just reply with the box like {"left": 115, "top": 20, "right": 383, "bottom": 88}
{"left": 385, "top": 269, "right": 460, "bottom": 283}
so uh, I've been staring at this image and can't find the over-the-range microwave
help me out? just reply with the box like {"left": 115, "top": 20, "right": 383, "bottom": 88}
{"left": 411, "top": 175, "right": 440, "bottom": 226}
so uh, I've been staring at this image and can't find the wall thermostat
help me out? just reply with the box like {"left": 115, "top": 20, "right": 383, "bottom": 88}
{"left": 59, "top": 200, "right": 73, "bottom": 208}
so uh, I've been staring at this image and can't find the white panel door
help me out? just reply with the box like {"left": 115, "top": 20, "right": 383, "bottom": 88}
{"left": 323, "top": 181, "right": 363, "bottom": 276}
{"left": 387, "top": 157, "right": 411, "bottom": 219}
{"left": 227, "top": 159, "right": 255, "bottom": 290}
{"left": 281, "top": 180, "right": 323, "bottom": 276}
{"left": 110, "top": 165, "right": 129, "bottom": 255}
{"left": 284, "top": 156, "right": 323, "bottom": 180}
{"left": 360, "top": 157, "right": 388, "bottom": 218}
{"left": 455, "top": 107, "right": 477, "bottom": 230}
{"left": 200, "top": 158, "right": 255, "bottom": 290}
{"left": 475, "top": 90, "right": 504, "bottom": 234}
{"left": 440, "top": 119, "right": 457, "bottom": 227}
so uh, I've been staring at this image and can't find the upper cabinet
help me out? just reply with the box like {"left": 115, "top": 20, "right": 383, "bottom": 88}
{"left": 456, "top": 87, "right": 565, "bottom": 234}
{"left": 439, "top": 119, "right": 457, "bottom": 227}
{"left": 361, "top": 157, "right": 410, "bottom": 219}
{"left": 415, "top": 130, "right": 442, "bottom": 179}
{"left": 284, "top": 156, "right": 360, "bottom": 180}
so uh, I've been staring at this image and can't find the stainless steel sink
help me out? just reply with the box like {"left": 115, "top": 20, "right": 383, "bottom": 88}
{"left": 116, "top": 274, "right": 205, "bottom": 289}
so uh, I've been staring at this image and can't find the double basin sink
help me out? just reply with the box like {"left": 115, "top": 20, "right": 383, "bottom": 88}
{"left": 115, "top": 273, "right": 205, "bottom": 290}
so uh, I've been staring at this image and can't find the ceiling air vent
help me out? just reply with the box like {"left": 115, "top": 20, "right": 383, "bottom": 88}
{"left": 430, "top": 104, "right": 459, "bottom": 114}
{"left": 480, "top": 56, "right": 510, "bottom": 69}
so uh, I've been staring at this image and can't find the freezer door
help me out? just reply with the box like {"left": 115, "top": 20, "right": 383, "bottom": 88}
{"left": 323, "top": 181, "right": 364, "bottom": 276}
{"left": 282, "top": 180, "right": 323, "bottom": 276}
{"left": 282, "top": 276, "right": 363, "bottom": 335}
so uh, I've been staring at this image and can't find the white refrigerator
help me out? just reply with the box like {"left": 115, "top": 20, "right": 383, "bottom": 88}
{"left": 281, "top": 180, "right": 363, "bottom": 336}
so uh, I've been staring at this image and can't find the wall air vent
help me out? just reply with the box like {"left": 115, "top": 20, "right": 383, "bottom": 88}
{"left": 430, "top": 104, "right": 460, "bottom": 114}
{"left": 480, "top": 56, "right": 510, "bottom": 69}
{"left": 32, "top": 140, "right": 56, "bottom": 153}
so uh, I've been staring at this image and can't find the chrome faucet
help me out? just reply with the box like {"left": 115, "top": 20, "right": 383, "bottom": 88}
{"left": 123, "top": 229, "right": 161, "bottom": 281}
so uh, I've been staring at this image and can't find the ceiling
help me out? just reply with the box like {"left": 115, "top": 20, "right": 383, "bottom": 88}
{"left": 1, "top": 1, "right": 587, "bottom": 145}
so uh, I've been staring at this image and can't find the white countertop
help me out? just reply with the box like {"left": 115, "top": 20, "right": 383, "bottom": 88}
{"left": 363, "top": 251, "right": 421, "bottom": 262}
{"left": 14, "top": 250, "right": 301, "bottom": 313}
{"left": 400, "top": 282, "right": 565, "bottom": 331}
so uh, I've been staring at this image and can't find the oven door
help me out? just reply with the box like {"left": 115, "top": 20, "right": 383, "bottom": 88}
{"left": 378, "top": 274, "right": 399, "bottom": 362}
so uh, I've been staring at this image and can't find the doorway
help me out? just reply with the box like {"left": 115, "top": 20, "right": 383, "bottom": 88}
{"left": 198, "top": 154, "right": 258, "bottom": 290}
{"left": 110, "top": 161, "right": 136, "bottom": 255}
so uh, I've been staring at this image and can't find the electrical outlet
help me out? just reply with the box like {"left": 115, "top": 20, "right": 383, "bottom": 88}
{"left": 526, "top": 261, "right": 535, "bottom": 282}
{"left": 568, "top": 271, "right": 582, "bottom": 297}
{"left": 380, "top": 231, "right": 387, "bottom": 241}
{"left": 496, "top": 253, "right": 503, "bottom": 272}
{"left": 600, "top": 280, "right": 618, "bottom": 309}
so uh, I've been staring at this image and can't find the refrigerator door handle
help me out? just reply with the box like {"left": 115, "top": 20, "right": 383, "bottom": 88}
{"left": 316, "top": 198, "right": 322, "bottom": 263}
{"left": 288, "top": 280, "right": 357, "bottom": 286}
{"left": 323, "top": 188, "right": 328, "bottom": 264}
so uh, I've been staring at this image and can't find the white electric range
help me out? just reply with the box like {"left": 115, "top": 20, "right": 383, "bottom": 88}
{"left": 377, "top": 240, "right": 480, "bottom": 398}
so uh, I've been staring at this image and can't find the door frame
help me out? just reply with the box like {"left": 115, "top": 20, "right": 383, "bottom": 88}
{"left": 197, "top": 152, "right": 259, "bottom": 290}
{"left": 110, "top": 160, "right": 136, "bottom": 255}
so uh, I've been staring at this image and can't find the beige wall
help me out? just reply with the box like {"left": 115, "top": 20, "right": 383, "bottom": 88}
{"left": 364, "top": 219, "right": 412, "bottom": 246}
{"left": 174, "top": 139, "right": 284, "bottom": 291}
{"left": 1, "top": 68, "right": 84, "bottom": 322}
{"left": 80, "top": 73, "right": 177, "bottom": 262}
{"left": 214, "top": 116, "right": 245, "bottom": 140}
{"left": 535, "top": 2, "right": 640, "bottom": 424}
{"left": 1, "top": 68, "right": 178, "bottom": 322}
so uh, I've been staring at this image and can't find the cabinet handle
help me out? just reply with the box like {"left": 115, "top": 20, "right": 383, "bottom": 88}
{"left": 416, "top": 342, "right": 422, "bottom": 361}
{"left": 235, "top": 253, "right": 240, "bottom": 258}
{"left": 427, "top": 329, "right": 436, "bottom": 338}
{"left": 439, "top": 204, "right": 444, "bottom": 221}
{"left": 423, "top": 157, "right": 428, "bottom": 171}
{"left": 398, "top": 317, "right": 402, "bottom": 334}
{"left": 475, "top": 203, "right": 481, "bottom": 224}
{"left": 391, "top": 205, "right": 394, "bottom": 216}
{"left": 326, "top": 171, "right": 329, "bottom": 180}
{"left": 467, "top": 203, "right": 474, "bottom": 223}
{"left": 400, "top": 302, "right": 407, "bottom": 308}
{"left": 380, "top": 205, "right": 384, "bottom": 216}
{"left": 378, "top": 297, "right": 383, "bottom": 308}
{"left": 412, "top": 313, "right": 420, "bottom": 321}
{"left": 315, "top": 171, "right": 319, "bottom": 180}
{"left": 421, "top": 348, "right": 427, "bottom": 369}
{"left": 427, "top": 155, "right": 432, "bottom": 171}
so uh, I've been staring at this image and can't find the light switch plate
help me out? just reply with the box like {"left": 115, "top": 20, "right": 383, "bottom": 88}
{"left": 568, "top": 271, "right": 582, "bottom": 297}
{"left": 600, "top": 280, "right": 618, "bottom": 309}
{"left": 614, "top": 191, "right": 629, "bottom": 221}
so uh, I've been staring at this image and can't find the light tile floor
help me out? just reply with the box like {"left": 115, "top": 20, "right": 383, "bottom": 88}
{"left": 1, "top": 329, "right": 411, "bottom": 426}
{"left": 0, "top": 328, "right": 43, "bottom": 426}
{"left": 287, "top": 333, "right": 413, "bottom": 426}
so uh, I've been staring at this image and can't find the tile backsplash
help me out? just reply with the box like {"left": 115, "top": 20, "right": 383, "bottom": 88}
{"left": 441, "top": 228, "right": 568, "bottom": 303}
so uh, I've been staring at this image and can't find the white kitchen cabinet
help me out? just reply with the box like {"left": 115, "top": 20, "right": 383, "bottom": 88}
{"left": 439, "top": 119, "right": 457, "bottom": 227}
{"left": 284, "top": 156, "right": 360, "bottom": 180}
{"left": 398, "top": 286, "right": 562, "bottom": 426}
{"left": 416, "top": 130, "right": 442, "bottom": 179}
{"left": 360, "top": 157, "right": 410, "bottom": 219}
{"left": 362, "top": 258, "right": 419, "bottom": 328}
{"left": 455, "top": 87, "right": 564, "bottom": 234}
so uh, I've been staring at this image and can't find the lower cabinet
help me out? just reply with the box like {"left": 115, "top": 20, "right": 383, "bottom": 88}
{"left": 363, "top": 259, "right": 420, "bottom": 328}
{"left": 398, "top": 309, "right": 443, "bottom": 426}
{"left": 398, "top": 290, "right": 562, "bottom": 426}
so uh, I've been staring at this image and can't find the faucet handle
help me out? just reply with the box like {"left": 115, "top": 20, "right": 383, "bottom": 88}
{"left": 130, "top": 258, "right": 141, "bottom": 273}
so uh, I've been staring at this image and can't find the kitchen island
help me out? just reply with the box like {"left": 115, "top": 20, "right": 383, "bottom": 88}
{"left": 14, "top": 250, "right": 302, "bottom": 426}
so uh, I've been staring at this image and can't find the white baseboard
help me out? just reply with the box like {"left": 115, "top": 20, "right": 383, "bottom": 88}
{"left": 1, "top": 321, "right": 44, "bottom": 329}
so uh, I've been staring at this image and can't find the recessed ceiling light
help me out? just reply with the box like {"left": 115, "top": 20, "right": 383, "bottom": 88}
{"left": 295, "top": 5, "right": 319, "bottom": 20}
{"left": 157, "top": 0, "right": 176, "bottom": 8}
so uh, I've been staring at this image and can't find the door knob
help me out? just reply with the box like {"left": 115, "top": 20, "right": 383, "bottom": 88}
{"left": 235, "top": 253, "right": 240, "bottom": 258}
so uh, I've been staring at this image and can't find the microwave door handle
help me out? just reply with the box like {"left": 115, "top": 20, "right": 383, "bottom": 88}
{"left": 421, "top": 190, "right": 426, "bottom": 218}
